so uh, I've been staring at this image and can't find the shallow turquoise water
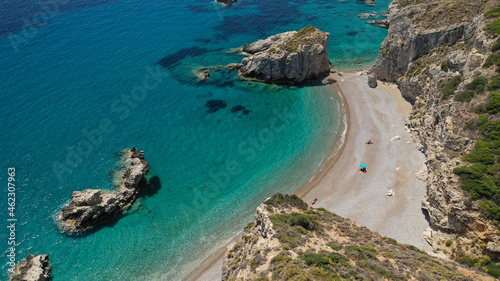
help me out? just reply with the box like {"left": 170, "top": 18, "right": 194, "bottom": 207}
{"left": 0, "top": 0, "right": 389, "bottom": 280}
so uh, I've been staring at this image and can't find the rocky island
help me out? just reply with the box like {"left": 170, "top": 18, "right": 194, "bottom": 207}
{"left": 234, "top": 26, "right": 331, "bottom": 84}
{"left": 222, "top": 194, "right": 494, "bottom": 280}
{"left": 10, "top": 254, "right": 51, "bottom": 281}
{"left": 59, "top": 147, "right": 149, "bottom": 233}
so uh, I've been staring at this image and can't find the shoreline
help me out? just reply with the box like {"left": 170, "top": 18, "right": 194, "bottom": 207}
{"left": 188, "top": 70, "right": 431, "bottom": 281}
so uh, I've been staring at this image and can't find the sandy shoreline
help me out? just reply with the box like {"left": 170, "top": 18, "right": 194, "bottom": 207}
{"left": 188, "top": 71, "right": 431, "bottom": 281}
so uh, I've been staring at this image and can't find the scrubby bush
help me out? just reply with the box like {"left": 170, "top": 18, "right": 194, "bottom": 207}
{"left": 265, "top": 193, "right": 308, "bottom": 210}
{"left": 487, "top": 75, "right": 500, "bottom": 90}
{"left": 486, "top": 91, "right": 500, "bottom": 114}
{"left": 454, "top": 90, "right": 475, "bottom": 102}
{"left": 486, "top": 19, "right": 500, "bottom": 35}
{"left": 441, "top": 75, "right": 462, "bottom": 99}
{"left": 441, "top": 61, "right": 449, "bottom": 72}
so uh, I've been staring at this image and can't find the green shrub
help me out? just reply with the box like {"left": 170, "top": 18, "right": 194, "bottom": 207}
{"left": 486, "top": 19, "right": 500, "bottom": 35}
{"left": 493, "top": 38, "right": 500, "bottom": 52}
{"left": 483, "top": 54, "right": 500, "bottom": 69}
{"left": 441, "top": 61, "right": 449, "bottom": 72}
{"left": 486, "top": 91, "right": 500, "bottom": 114}
{"left": 485, "top": 5, "right": 500, "bottom": 18}
{"left": 485, "top": 262, "right": 500, "bottom": 278}
{"left": 441, "top": 75, "right": 462, "bottom": 99}
{"left": 327, "top": 241, "right": 343, "bottom": 251}
{"left": 465, "top": 76, "right": 488, "bottom": 93}
{"left": 480, "top": 200, "right": 500, "bottom": 223}
{"left": 487, "top": 75, "right": 500, "bottom": 90}
{"left": 345, "top": 245, "right": 379, "bottom": 260}
{"left": 288, "top": 213, "right": 321, "bottom": 231}
{"left": 302, "top": 253, "right": 330, "bottom": 267}
{"left": 454, "top": 90, "right": 475, "bottom": 102}
{"left": 265, "top": 193, "right": 308, "bottom": 210}
{"left": 445, "top": 239, "right": 452, "bottom": 247}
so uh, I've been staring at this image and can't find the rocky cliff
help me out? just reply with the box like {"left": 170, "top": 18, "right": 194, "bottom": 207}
{"left": 59, "top": 147, "right": 149, "bottom": 233}
{"left": 10, "top": 254, "right": 50, "bottom": 281}
{"left": 236, "top": 26, "right": 330, "bottom": 84}
{"left": 371, "top": 0, "right": 500, "bottom": 272}
{"left": 222, "top": 194, "right": 494, "bottom": 281}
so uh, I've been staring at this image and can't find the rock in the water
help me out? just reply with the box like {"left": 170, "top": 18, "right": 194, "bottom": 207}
{"left": 198, "top": 71, "right": 210, "bottom": 80}
{"left": 11, "top": 254, "right": 50, "bottom": 281}
{"left": 368, "top": 73, "right": 378, "bottom": 88}
{"left": 238, "top": 26, "right": 330, "bottom": 84}
{"left": 206, "top": 100, "right": 227, "bottom": 113}
{"left": 59, "top": 148, "right": 149, "bottom": 233}
{"left": 367, "top": 19, "right": 389, "bottom": 29}
{"left": 216, "top": 0, "right": 237, "bottom": 6}
{"left": 322, "top": 76, "right": 337, "bottom": 84}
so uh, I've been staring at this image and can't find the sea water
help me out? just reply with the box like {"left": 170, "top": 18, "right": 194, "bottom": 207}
{"left": 0, "top": 0, "right": 389, "bottom": 279}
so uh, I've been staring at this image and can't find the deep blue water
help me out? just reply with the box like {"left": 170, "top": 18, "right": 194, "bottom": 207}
{"left": 0, "top": 0, "right": 389, "bottom": 280}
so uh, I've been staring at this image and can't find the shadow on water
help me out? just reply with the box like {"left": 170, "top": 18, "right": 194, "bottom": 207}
{"left": 0, "top": 0, "right": 116, "bottom": 36}
{"left": 139, "top": 176, "right": 162, "bottom": 198}
{"left": 157, "top": 47, "right": 215, "bottom": 69}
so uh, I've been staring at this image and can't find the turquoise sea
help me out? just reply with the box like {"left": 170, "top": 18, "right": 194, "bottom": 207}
{"left": 0, "top": 0, "right": 389, "bottom": 280}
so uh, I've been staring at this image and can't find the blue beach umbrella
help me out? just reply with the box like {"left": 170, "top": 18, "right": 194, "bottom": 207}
{"left": 360, "top": 164, "right": 367, "bottom": 168}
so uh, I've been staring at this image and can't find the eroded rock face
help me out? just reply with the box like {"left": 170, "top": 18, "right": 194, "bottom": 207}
{"left": 11, "top": 254, "right": 50, "bottom": 281}
{"left": 59, "top": 148, "right": 149, "bottom": 233}
{"left": 237, "top": 26, "right": 330, "bottom": 84}
{"left": 370, "top": 0, "right": 499, "bottom": 258}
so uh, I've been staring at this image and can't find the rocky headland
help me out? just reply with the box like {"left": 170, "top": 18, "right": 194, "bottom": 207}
{"left": 10, "top": 254, "right": 51, "bottom": 281}
{"left": 370, "top": 0, "right": 500, "bottom": 274}
{"left": 59, "top": 147, "right": 149, "bottom": 233}
{"left": 222, "top": 194, "right": 494, "bottom": 281}
{"left": 234, "top": 26, "right": 331, "bottom": 84}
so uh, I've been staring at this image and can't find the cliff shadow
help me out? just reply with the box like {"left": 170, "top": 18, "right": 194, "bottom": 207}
{"left": 139, "top": 175, "right": 162, "bottom": 198}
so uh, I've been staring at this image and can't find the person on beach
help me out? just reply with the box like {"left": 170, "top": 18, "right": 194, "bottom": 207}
{"left": 366, "top": 140, "right": 373, "bottom": 144}
{"left": 359, "top": 167, "right": 367, "bottom": 173}
{"left": 312, "top": 198, "right": 318, "bottom": 205}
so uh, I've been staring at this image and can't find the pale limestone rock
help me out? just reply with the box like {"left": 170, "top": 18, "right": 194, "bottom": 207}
{"left": 238, "top": 26, "right": 330, "bottom": 84}
{"left": 11, "top": 254, "right": 50, "bottom": 281}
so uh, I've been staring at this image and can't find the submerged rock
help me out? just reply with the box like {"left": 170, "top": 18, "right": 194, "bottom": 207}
{"left": 237, "top": 26, "right": 330, "bottom": 84}
{"left": 11, "top": 254, "right": 50, "bottom": 281}
{"left": 230, "top": 105, "right": 244, "bottom": 113}
{"left": 206, "top": 100, "right": 227, "bottom": 113}
{"left": 59, "top": 148, "right": 149, "bottom": 233}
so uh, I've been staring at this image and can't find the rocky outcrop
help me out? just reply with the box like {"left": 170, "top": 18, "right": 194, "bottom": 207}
{"left": 216, "top": 0, "right": 237, "bottom": 6}
{"left": 10, "top": 254, "right": 50, "bottom": 281}
{"left": 59, "top": 147, "right": 149, "bottom": 233}
{"left": 222, "top": 194, "right": 494, "bottom": 281}
{"left": 237, "top": 26, "right": 330, "bottom": 84}
{"left": 371, "top": 0, "right": 500, "bottom": 260}
{"left": 367, "top": 72, "right": 377, "bottom": 88}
